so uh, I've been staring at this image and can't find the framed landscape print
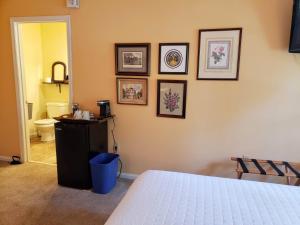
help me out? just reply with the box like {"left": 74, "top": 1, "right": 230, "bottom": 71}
{"left": 159, "top": 43, "right": 189, "bottom": 74}
{"left": 197, "top": 28, "right": 242, "bottom": 80}
{"left": 115, "top": 43, "right": 151, "bottom": 76}
{"left": 117, "top": 78, "right": 148, "bottom": 105}
{"left": 157, "top": 80, "right": 187, "bottom": 119}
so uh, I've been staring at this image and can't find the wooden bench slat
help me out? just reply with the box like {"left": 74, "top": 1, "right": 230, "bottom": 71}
{"left": 252, "top": 159, "right": 266, "bottom": 175}
{"left": 235, "top": 169, "right": 298, "bottom": 177}
{"left": 267, "top": 160, "right": 285, "bottom": 176}
{"left": 231, "top": 157, "right": 298, "bottom": 166}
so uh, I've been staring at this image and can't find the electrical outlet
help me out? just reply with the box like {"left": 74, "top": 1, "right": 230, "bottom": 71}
{"left": 114, "top": 143, "right": 119, "bottom": 153}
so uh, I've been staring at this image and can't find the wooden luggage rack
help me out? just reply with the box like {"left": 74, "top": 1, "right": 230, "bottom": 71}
{"left": 231, "top": 157, "right": 300, "bottom": 186}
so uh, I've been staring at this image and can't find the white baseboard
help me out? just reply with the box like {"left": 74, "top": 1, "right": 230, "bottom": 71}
{"left": 0, "top": 155, "right": 11, "bottom": 162}
{"left": 120, "top": 172, "right": 138, "bottom": 180}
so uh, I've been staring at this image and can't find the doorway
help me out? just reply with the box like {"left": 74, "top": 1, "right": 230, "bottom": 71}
{"left": 11, "top": 16, "right": 73, "bottom": 165}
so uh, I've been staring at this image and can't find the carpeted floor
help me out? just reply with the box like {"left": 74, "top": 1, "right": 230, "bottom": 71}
{"left": 0, "top": 161, "right": 132, "bottom": 225}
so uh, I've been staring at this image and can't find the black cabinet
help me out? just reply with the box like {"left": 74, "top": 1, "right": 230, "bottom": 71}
{"left": 55, "top": 120, "right": 108, "bottom": 189}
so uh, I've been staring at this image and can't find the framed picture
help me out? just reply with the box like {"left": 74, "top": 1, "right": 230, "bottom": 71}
{"left": 115, "top": 43, "right": 151, "bottom": 76}
{"left": 197, "top": 28, "right": 242, "bottom": 80}
{"left": 117, "top": 78, "right": 148, "bottom": 105}
{"left": 159, "top": 43, "right": 189, "bottom": 74}
{"left": 157, "top": 80, "right": 187, "bottom": 119}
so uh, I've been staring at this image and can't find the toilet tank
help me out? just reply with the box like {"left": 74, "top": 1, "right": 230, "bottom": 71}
{"left": 46, "top": 102, "right": 70, "bottom": 118}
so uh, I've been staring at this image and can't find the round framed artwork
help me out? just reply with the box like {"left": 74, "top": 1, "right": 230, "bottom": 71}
{"left": 159, "top": 43, "right": 189, "bottom": 74}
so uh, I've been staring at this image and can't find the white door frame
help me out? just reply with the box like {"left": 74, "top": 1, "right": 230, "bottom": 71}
{"left": 10, "top": 16, "right": 73, "bottom": 163}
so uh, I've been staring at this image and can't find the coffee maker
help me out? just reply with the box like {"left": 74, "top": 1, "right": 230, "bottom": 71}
{"left": 96, "top": 100, "right": 111, "bottom": 119}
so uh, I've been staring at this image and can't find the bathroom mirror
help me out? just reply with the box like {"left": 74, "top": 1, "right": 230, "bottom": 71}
{"left": 52, "top": 61, "right": 67, "bottom": 83}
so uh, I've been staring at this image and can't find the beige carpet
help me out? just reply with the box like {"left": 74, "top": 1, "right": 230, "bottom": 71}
{"left": 0, "top": 161, "right": 132, "bottom": 225}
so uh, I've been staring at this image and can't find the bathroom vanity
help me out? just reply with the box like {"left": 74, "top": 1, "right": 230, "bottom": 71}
{"left": 55, "top": 117, "right": 109, "bottom": 189}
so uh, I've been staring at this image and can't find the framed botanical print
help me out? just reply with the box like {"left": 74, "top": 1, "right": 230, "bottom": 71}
{"left": 197, "top": 28, "right": 242, "bottom": 80}
{"left": 159, "top": 43, "right": 189, "bottom": 74}
{"left": 157, "top": 80, "right": 187, "bottom": 119}
{"left": 117, "top": 78, "right": 148, "bottom": 105}
{"left": 115, "top": 43, "right": 151, "bottom": 76}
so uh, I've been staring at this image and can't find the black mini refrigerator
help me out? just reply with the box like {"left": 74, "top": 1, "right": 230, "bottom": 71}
{"left": 55, "top": 119, "right": 108, "bottom": 189}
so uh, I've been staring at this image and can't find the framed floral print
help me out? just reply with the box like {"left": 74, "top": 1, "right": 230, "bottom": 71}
{"left": 115, "top": 43, "right": 151, "bottom": 76}
{"left": 159, "top": 43, "right": 189, "bottom": 74}
{"left": 157, "top": 80, "right": 187, "bottom": 119}
{"left": 197, "top": 28, "right": 242, "bottom": 80}
{"left": 117, "top": 78, "right": 148, "bottom": 105}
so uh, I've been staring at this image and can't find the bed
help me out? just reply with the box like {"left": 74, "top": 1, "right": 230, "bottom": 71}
{"left": 105, "top": 170, "right": 300, "bottom": 225}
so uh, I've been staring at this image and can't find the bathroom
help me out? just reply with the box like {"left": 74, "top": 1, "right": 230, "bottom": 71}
{"left": 19, "top": 22, "right": 70, "bottom": 165}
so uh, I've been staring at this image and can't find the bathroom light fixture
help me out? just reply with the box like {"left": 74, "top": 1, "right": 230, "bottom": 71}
{"left": 66, "top": 0, "right": 80, "bottom": 8}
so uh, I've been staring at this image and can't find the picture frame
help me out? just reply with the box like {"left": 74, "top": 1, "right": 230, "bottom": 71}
{"left": 158, "top": 43, "right": 189, "bottom": 74}
{"left": 115, "top": 43, "right": 151, "bottom": 76}
{"left": 157, "top": 80, "right": 187, "bottom": 119}
{"left": 117, "top": 78, "right": 148, "bottom": 105}
{"left": 197, "top": 28, "right": 242, "bottom": 80}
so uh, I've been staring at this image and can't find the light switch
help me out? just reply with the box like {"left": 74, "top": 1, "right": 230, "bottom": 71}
{"left": 66, "top": 0, "right": 80, "bottom": 8}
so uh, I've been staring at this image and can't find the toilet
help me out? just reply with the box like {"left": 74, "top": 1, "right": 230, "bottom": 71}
{"left": 34, "top": 102, "right": 69, "bottom": 142}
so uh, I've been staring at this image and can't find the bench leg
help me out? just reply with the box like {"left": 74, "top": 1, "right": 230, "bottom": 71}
{"left": 236, "top": 161, "right": 243, "bottom": 179}
{"left": 285, "top": 165, "right": 291, "bottom": 185}
{"left": 295, "top": 179, "right": 300, "bottom": 186}
{"left": 237, "top": 171, "right": 243, "bottom": 179}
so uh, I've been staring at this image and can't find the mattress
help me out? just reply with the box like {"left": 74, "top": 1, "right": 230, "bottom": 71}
{"left": 105, "top": 170, "right": 300, "bottom": 225}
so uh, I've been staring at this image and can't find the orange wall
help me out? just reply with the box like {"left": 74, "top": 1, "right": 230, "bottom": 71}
{"left": 1, "top": 0, "right": 300, "bottom": 176}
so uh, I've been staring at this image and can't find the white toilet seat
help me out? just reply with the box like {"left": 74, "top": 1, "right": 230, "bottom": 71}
{"left": 33, "top": 102, "right": 69, "bottom": 142}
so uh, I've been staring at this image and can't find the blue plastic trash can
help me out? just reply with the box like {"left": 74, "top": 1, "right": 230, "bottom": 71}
{"left": 89, "top": 153, "right": 119, "bottom": 194}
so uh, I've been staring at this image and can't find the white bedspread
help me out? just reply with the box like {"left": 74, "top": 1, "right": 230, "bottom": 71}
{"left": 105, "top": 170, "right": 300, "bottom": 225}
